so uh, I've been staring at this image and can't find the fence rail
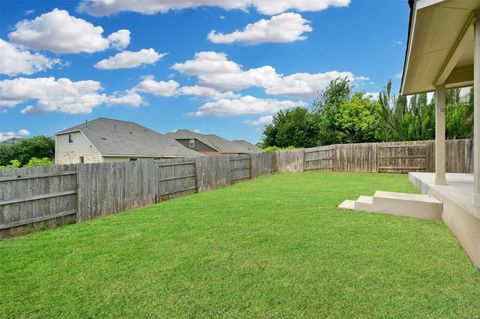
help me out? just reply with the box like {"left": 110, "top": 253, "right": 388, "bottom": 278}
{"left": 0, "top": 139, "right": 473, "bottom": 237}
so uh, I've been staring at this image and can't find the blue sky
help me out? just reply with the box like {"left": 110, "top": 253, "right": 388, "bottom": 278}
{"left": 0, "top": 0, "right": 409, "bottom": 143}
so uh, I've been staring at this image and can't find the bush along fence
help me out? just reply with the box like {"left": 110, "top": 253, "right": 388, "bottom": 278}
{"left": 0, "top": 139, "right": 473, "bottom": 238}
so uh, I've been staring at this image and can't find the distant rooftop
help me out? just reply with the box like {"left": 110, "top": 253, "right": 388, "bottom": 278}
{"left": 166, "top": 129, "right": 261, "bottom": 154}
{"left": 1, "top": 137, "right": 24, "bottom": 145}
{"left": 57, "top": 118, "right": 203, "bottom": 158}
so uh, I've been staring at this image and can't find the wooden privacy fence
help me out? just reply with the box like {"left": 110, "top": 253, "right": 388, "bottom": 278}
{"left": 304, "top": 146, "right": 335, "bottom": 171}
{"left": 0, "top": 139, "right": 473, "bottom": 237}
{"left": 273, "top": 139, "right": 472, "bottom": 174}
{"left": 0, "top": 153, "right": 275, "bottom": 237}
{"left": 0, "top": 165, "right": 77, "bottom": 237}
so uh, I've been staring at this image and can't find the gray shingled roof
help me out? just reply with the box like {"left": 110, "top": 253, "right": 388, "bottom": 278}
{"left": 57, "top": 118, "right": 203, "bottom": 157}
{"left": 1, "top": 137, "right": 25, "bottom": 145}
{"left": 165, "top": 129, "right": 219, "bottom": 151}
{"left": 166, "top": 129, "right": 261, "bottom": 154}
{"left": 231, "top": 140, "right": 262, "bottom": 153}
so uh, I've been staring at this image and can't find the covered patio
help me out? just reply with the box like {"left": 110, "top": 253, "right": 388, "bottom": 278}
{"left": 402, "top": 0, "right": 480, "bottom": 267}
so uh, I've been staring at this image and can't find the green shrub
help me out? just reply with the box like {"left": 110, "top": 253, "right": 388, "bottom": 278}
{"left": 262, "top": 146, "right": 296, "bottom": 153}
{"left": 0, "top": 159, "right": 21, "bottom": 169}
{"left": 26, "top": 157, "right": 53, "bottom": 167}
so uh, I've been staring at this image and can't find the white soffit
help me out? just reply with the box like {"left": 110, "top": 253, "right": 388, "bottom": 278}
{"left": 402, "top": 0, "right": 480, "bottom": 95}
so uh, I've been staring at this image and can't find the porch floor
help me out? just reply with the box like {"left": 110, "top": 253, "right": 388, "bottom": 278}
{"left": 409, "top": 173, "right": 478, "bottom": 219}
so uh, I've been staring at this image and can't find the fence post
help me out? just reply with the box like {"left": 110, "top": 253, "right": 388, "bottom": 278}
{"left": 76, "top": 163, "right": 81, "bottom": 223}
{"left": 301, "top": 149, "right": 306, "bottom": 172}
{"left": 193, "top": 160, "right": 199, "bottom": 193}
{"left": 249, "top": 154, "right": 253, "bottom": 180}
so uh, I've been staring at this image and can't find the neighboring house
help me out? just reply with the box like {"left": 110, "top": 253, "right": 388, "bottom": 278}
{"left": 231, "top": 140, "right": 263, "bottom": 154}
{"left": 1, "top": 137, "right": 24, "bottom": 145}
{"left": 166, "top": 129, "right": 262, "bottom": 155}
{"left": 459, "top": 87, "right": 472, "bottom": 103}
{"left": 55, "top": 118, "right": 203, "bottom": 164}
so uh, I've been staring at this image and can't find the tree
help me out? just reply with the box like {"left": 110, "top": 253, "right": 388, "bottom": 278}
{"left": 377, "top": 80, "right": 434, "bottom": 141}
{"left": 0, "top": 136, "right": 55, "bottom": 166}
{"left": 445, "top": 88, "right": 473, "bottom": 139}
{"left": 262, "top": 107, "right": 320, "bottom": 148}
{"left": 313, "top": 78, "right": 352, "bottom": 145}
{"left": 335, "top": 93, "right": 379, "bottom": 143}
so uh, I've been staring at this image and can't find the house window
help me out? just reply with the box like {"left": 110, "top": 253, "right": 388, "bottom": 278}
{"left": 130, "top": 158, "right": 138, "bottom": 161}
{"left": 68, "top": 133, "right": 73, "bottom": 143}
{"left": 79, "top": 156, "right": 84, "bottom": 164}
{"left": 189, "top": 139, "right": 195, "bottom": 148}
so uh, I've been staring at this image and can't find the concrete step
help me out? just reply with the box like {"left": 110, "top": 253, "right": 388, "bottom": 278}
{"left": 354, "top": 196, "right": 374, "bottom": 211}
{"left": 338, "top": 191, "right": 443, "bottom": 220}
{"left": 373, "top": 191, "right": 441, "bottom": 204}
{"left": 338, "top": 199, "right": 355, "bottom": 210}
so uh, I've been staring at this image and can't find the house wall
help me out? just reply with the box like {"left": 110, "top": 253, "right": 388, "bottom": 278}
{"left": 55, "top": 132, "right": 102, "bottom": 164}
{"left": 102, "top": 156, "right": 159, "bottom": 162}
{"left": 176, "top": 138, "right": 218, "bottom": 154}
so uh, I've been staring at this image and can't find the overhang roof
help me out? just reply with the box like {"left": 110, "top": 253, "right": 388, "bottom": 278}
{"left": 401, "top": 0, "right": 480, "bottom": 95}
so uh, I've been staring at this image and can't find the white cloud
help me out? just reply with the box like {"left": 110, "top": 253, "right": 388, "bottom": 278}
{"left": 95, "top": 49, "right": 165, "bottom": 69}
{"left": 173, "top": 51, "right": 366, "bottom": 98}
{"left": 191, "top": 95, "right": 304, "bottom": 117}
{"left": 208, "top": 13, "right": 312, "bottom": 45}
{"left": 0, "top": 129, "right": 30, "bottom": 142}
{"left": 8, "top": 8, "right": 129, "bottom": 53}
{"left": 135, "top": 75, "right": 179, "bottom": 96}
{"left": 173, "top": 51, "right": 241, "bottom": 76}
{"left": 265, "top": 71, "right": 361, "bottom": 98}
{"left": 245, "top": 115, "right": 273, "bottom": 125}
{"left": 107, "top": 29, "right": 131, "bottom": 50}
{"left": 0, "top": 77, "right": 143, "bottom": 114}
{"left": 0, "top": 39, "right": 60, "bottom": 75}
{"left": 106, "top": 89, "right": 144, "bottom": 106}
{"left": 180, "top": 85, "right": 239, "bottom": 100}
{"left": 365, "top": 92, "right": 379, "bottom": 101}
{"left": 172, "top": 51, "right": 279, "bottom": 91}
{"left": 78, "top": 0, "right": 350, "bottom": 16}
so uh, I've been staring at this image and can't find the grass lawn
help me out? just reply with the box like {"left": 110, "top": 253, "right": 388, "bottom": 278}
{"left": 1, "top": 172, "right": 479, "bottom": 318}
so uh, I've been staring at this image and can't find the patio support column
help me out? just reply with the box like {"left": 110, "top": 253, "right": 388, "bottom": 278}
{"left": 474, "top": 18, "right": 480, "bottom": 207}
{"left": 435, "top": 84, "right": 447, "bottom": 185}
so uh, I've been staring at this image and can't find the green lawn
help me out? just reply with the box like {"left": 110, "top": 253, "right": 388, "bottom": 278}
{"left": 1, "top": 172, "right": 479, "bottom": 318}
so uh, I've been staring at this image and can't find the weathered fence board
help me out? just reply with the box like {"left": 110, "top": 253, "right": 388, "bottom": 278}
{"left": 0, "top": 165, "right": 77, "bottom": 238}
{"left": 335, "top": 143, "right": 377, "bottom": 172}
{"left": 377, "top": 141, "right": 434, "bottom": 173}
{"left": 304, "top": 146, "right": 335, "bottom": 171}
{"left": 77, "top": 161, "right": 160, "bottom": 221}
{"left": 230, "top": 155, "right": 251, "bottom": 183}
{"left": 277, "top": 149, "right": 305, "bottom": 173}
{"left": 446, "top": 139, "right": 473, "bottom": 173}
{"left": 250, "top": 152, "right": 275, "bottom": 178}
{"left": 158, "top": 159, "right": 197, "bottom": 200}
{"left": 195, "top": 156, "right": 231, "bottom": 192}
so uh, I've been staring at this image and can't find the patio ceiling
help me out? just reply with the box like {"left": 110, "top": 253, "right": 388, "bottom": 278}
{"left": 401, "top": 0, "right": 480, "bottom": 95}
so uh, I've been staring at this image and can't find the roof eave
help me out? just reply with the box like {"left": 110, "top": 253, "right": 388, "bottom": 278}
{"left": 400, "top": 0, "right": 416, "bottom": 96}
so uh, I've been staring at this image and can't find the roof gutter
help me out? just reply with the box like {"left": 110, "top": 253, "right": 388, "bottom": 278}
{"left": 400, "top": 0, "right": 415, "bottom": 95}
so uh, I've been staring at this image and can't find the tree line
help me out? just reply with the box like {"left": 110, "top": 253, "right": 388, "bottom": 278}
{"left": 263, "top": 79, "right": 474, "bottom": 148}
{"left": 0, "top": 136, "right": 55, "bottom": 168}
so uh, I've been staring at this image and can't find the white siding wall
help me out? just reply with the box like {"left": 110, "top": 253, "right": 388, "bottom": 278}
{"left": 55, "top": 132, "right": 102, "bottom": 164}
